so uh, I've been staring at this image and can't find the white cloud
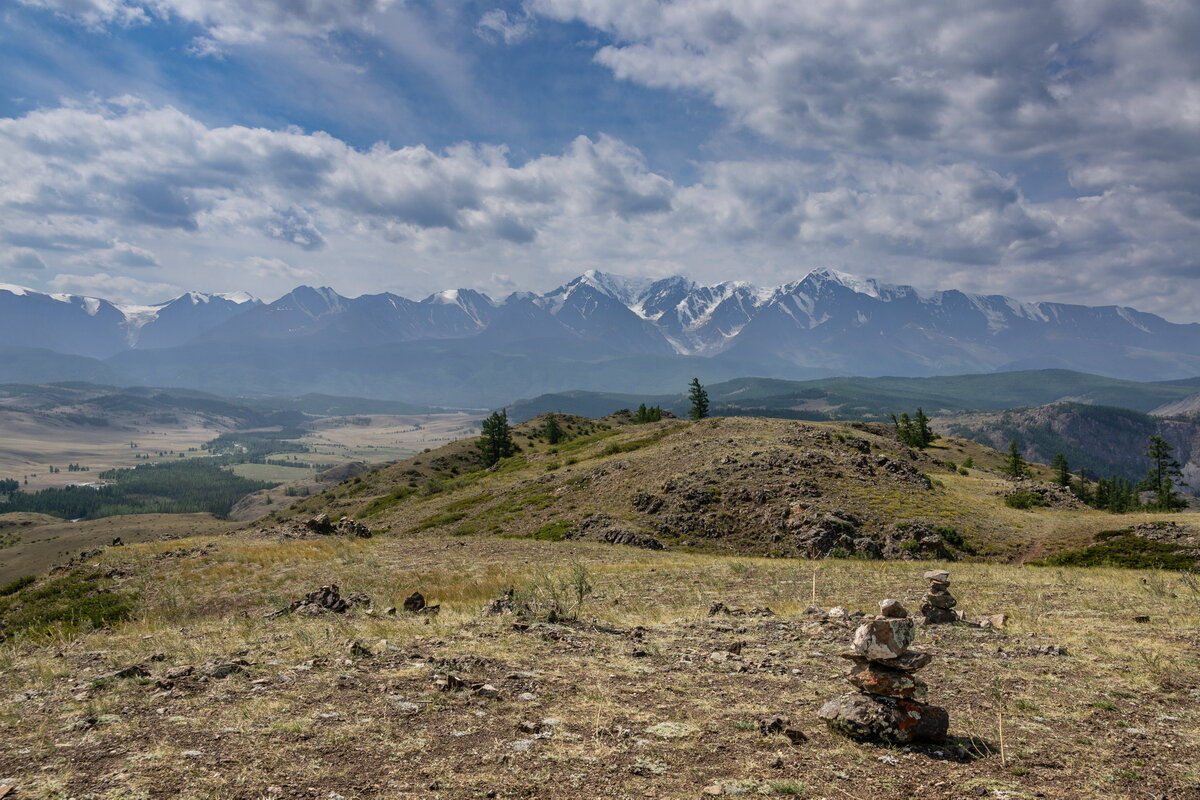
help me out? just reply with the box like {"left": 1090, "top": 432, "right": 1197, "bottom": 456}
{"left": 529, "top": 0, "right": 1200, "bottom": 216}
{"left": 19, "top": 0, "right": 397, "bottom": 42}
{"left": 476, "top": 9, "right": 534, "bottom": 45}
{"left": 48, "top": 271, "right": 181, "bottom": 302}
{"left": 1, "top": 98, "right": 1199, "bottom": 318}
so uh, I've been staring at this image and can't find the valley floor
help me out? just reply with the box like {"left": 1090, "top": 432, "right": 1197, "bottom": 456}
{"left": 1, "top": 533, "right": 1197, "bottom": 799}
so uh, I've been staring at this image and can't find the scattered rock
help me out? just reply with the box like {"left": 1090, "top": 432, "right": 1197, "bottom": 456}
{"left": 482, "top": 588, "right": 516, "bottom": 616}
{"left": 403, "top": 592, "right": 426, "bottom": 613}
{"left": 98, "top": 665, "right": 149, "bottom": 681}
{"left": 268, "top": 585, "right": 369, "bottom": 617}
{"left": 206, "top": 661, "right": 248, "bottom": 679}
{"left": 645, "top": 721, "right": 698, "bottom": 739}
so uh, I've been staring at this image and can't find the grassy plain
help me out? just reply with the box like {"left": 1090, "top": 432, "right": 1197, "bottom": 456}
{"left": 0, "top": 533, "right": 1196, "bottom": 799}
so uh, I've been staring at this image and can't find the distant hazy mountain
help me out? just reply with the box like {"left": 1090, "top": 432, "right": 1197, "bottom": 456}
{"left": 3, "top": 269, "right": 1200, "bottom": 403}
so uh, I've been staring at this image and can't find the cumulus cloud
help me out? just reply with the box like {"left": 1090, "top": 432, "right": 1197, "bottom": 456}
{"left": 2, "top": 98, "right": 1199, "bottom": 317}
{"left": 530, "top": 0, "right": 1200, "bottom": 218}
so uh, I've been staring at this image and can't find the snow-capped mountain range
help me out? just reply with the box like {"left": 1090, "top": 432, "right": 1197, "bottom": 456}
{"left": 3, "top": 269, "right": 1200, "bottom": 388}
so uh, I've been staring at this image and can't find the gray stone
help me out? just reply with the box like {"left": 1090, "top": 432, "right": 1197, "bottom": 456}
{"left": 851, "top": 617, "right": 915, "bottom": 660}
{"left": 923, "top": 570, "right": 950, "bottom": 583}
{"left": 921, "top": 605, "right": 958, "bottom": 625}
{"left": 878, "top": 599, "right": 908, "bottom": 618}
{"left": 924, "top": 592, "right": 957, "bottom": 609}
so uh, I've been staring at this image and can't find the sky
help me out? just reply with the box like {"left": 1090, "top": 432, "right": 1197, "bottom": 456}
{"left": 1, "top": 1, "right": 1199, "bottom": 319}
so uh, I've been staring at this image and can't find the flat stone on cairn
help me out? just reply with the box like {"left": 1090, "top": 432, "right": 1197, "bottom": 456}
{"left": 818, "top": 598, "right": 949, "bottom": 744}
{"left": 920, "top": 570, "right": 958, "bottom": 624}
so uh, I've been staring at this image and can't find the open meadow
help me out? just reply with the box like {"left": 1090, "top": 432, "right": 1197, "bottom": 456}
{"left": 0, "top": 533, "right": 1196, "bottom": 799}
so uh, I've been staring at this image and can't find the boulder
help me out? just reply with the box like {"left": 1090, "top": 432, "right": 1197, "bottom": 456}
{"left": 403, "top": 592, "right": 426, "bottom": 613}
{"left": 851, "top": 617, "right": 915, "bottom": 660}
{"left": 818, "top": 693, "right": 948, "bottom": 744}
{"left": 878, "top": 599, "right": 908, "bottom": 618}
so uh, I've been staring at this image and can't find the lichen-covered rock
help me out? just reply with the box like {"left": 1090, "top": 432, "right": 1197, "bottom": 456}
{"left": 846, "top": 662, "right": 928, "bottom": 699}
{"left": 878, "top": 598, "right": 908, "bottom": 618}
{"left": 851, "top": 617, "right": 915, "bottom": 660}
{"left": 818, "top": 693, "right": 948, "bottom": 744}
{"left": 921, "top": 606, "right": 958, "bottom": 624}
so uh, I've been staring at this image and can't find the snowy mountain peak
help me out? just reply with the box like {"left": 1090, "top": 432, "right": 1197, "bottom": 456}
{"left": 569, "top": 270, "right": 658, "bottom": 305}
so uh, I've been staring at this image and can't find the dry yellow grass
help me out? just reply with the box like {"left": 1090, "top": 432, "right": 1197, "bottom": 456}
{"left": 0, "top": 531, "right": 1196, "bottom": 799}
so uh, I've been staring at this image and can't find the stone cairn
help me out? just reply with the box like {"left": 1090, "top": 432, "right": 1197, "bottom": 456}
{"left": 817, "top": 598, "right": 949, "bottom": 744}
{"left": 920, "top": 569, "right": 958, "bottom": 624}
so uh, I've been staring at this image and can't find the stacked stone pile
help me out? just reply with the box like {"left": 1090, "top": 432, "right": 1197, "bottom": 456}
{"left": 817, "top": 598, "right": 949, "bottom": 744}
{"left": 920, "top": 569, "right": 958, "bottom": 624}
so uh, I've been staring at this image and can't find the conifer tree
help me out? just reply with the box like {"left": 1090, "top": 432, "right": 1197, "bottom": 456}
{"left": 544, "top": 414, "right": 564, "bottom": 445}
{"left": 914, "top": 408, "right": 934, "bottom": 448}
{"left": 1141, "top": 434, "right": 1187, "bottom": 511}
{"left": 1003, "top": 440, "right": 1029, "bottom": 479}
{"left": 478, "top": 410, "right": 516, "bottom": 467}
{"left": 688, "top": 378, "right": 709, "bottom": 420}
{"left": 1051, "top": 453, "right": 1070, "bottom": 487}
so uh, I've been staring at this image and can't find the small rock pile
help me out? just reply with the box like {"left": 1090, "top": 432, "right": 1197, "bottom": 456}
{"left": 266, "top": 584, "right": 371, "bottom": 617}
{"left": 818, "top": 598, "right": 949, "bottom": 744}
{"left": 920, "top": 569, "right": 958, "bottom": 624}
{"left": 304, "top": 514, "right": 372, "bottom": 538}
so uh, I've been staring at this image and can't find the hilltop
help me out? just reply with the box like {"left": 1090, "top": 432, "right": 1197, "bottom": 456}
{"left": 267, "top": 412, "right": 1190, "bottom": 562}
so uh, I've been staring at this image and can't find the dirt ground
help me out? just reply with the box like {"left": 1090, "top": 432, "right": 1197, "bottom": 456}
{"left": 1, "top": 534, "right": 1196, "bottom": 800}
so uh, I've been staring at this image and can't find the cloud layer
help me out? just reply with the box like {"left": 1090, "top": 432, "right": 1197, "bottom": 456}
{"left": 4, "top": 0, "right": 1200, "bottom": 318}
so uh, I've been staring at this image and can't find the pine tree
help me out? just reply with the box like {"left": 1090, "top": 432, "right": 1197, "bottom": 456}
{"left": 1003, "top": 440, "right": 1029, "bottom": 479}
{"left": 1051, "top": 453, "right": 1070, "bottom": 487}
{"left": 688, "top": 378, "right": 709, "bottom": 420}
{"left": 914, "top": 408, "right": 934, "bottom": 448}
{"left": 544, "top": 414, "right": 564, "bottom": 445}
{"left": 635, "top": 404, "right": 664, "bottom": 424}
{"left": 478, "top": 410, "right": 516, "bottom": 467}
{"left": 1141, "top": 434, "right": 1187, "bottom": 511}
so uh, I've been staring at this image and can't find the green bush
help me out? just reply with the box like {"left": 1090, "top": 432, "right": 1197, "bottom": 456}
{"left": 0, "top": 571, "right": 136, "bottom": 638}
{"left": 532, "top": 519, "right": 572, "bottom": 541}
{"left": 0, "top": 575, "right": 36, "bottom": 596}
{"left": 1039, "top": 534, "right": 1196, "bottom": 570}
{"left": 1005, "top": 491, "right": 1049, "bottom": 510}
{"left": 409, "top": 511, "right": 468, "bottom": 532}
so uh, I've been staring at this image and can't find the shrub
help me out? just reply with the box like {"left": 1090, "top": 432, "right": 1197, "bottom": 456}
{"left": 0, "top": 575, "right": 36, "bottom": 596}
{"left": 1005, "top": 491, "right": 1049, "bottom": 510}
{"left": 1039, "top": 534, "right": 1197, "bottom": 570}
{"left": 0, "top": 571, "right": 136, "bottom": 638}
{"left": 532, "top": 519, "right": 571, "bottom": 541}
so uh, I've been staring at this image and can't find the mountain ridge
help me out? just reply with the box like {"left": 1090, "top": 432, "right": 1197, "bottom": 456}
{"left": 4, "top": 269, "right": 1200, "bottom": 398}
